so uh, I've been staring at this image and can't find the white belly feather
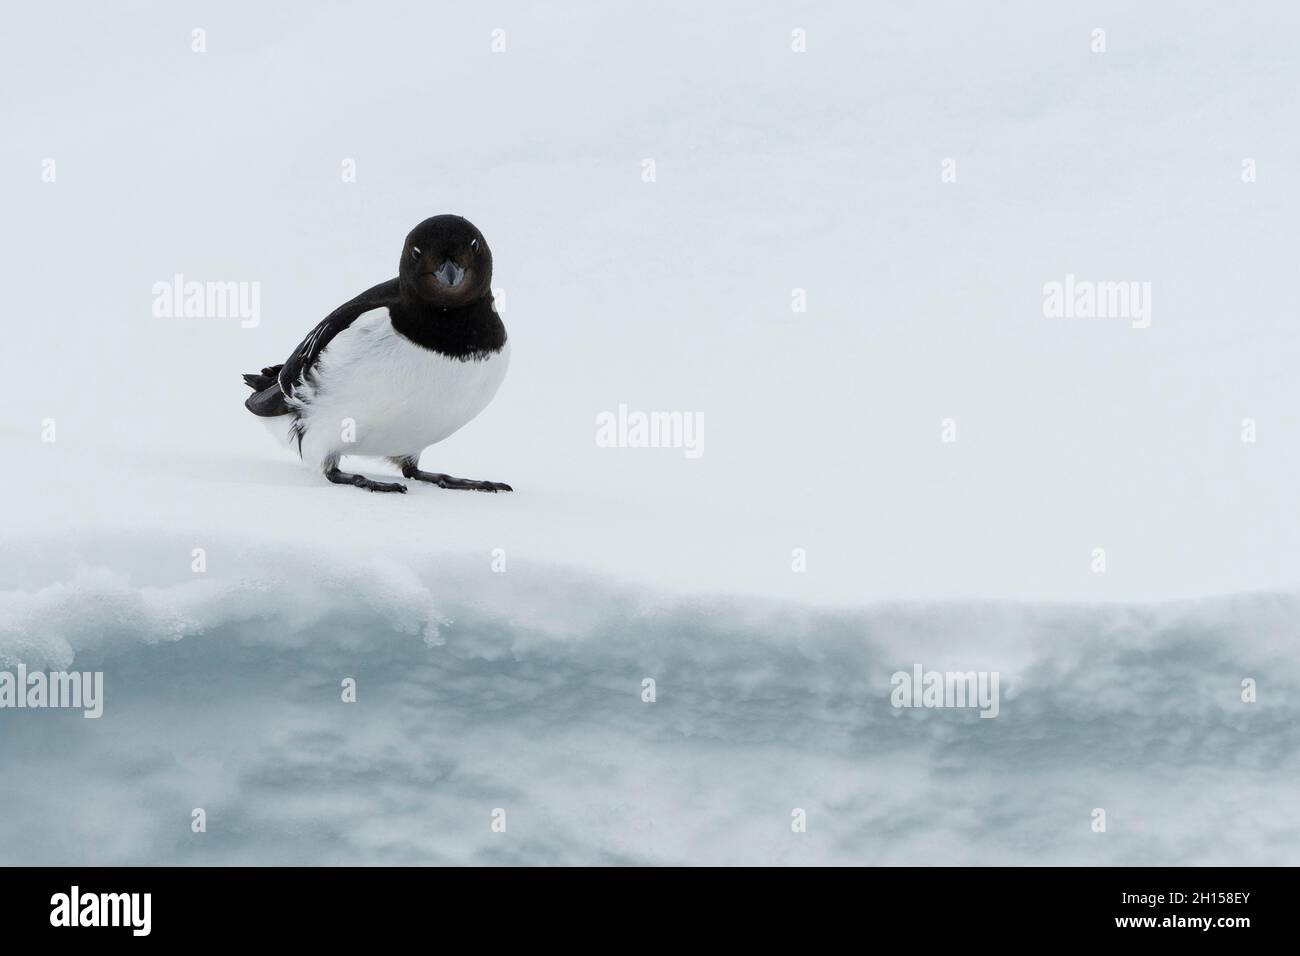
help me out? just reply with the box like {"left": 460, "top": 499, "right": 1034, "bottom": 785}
{"left": 268, "top": 307, "right": 510, "bottom": 467}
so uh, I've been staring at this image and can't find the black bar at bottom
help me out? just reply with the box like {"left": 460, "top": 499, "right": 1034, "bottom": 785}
{"left": 4, "top": 866, "right": 1278, "bottom": 942}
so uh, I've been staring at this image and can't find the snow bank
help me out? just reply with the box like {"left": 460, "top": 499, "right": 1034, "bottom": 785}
{"left": 1, "top": 534, "right": 1295, "bottom": 865}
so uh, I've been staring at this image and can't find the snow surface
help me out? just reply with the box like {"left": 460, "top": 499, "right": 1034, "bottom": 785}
{"left": 2, "top": 536, "right": 1297, "bottom": 865}
{"left": 1, "top": 1, "right": 1299, "bottom": 864}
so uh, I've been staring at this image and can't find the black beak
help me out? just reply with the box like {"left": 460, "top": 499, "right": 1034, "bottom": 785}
{"left": 431, "top": 260, "right": 465, "bottom": 287}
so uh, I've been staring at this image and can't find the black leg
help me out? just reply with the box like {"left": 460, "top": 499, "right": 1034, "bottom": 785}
{"left": 390, "top": 457, "right": 512, "bottom": 492}
{"left": 324, "top": 466, "right": 407, "bottom": 493}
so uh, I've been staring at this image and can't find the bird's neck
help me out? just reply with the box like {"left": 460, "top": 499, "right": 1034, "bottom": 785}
{"left": 389, "top": 295, "right": 506, "bottom": 360}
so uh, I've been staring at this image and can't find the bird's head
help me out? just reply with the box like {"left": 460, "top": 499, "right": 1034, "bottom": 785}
{"left": 399, "top": 215, "right": 493, "bottom": 308}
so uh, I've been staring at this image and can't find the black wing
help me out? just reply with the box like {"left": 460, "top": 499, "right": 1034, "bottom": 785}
{"left": 277, "top": 279, "right": 400, "bottom": 400}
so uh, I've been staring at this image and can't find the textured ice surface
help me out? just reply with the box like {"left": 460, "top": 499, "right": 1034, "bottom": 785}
{"left": 1, "top": 536, "right": 1296, "bottom": 865}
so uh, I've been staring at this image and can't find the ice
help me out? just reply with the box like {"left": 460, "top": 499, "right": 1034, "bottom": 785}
{"left": 0, "top": 536, "right": 1296, "bottom": 864}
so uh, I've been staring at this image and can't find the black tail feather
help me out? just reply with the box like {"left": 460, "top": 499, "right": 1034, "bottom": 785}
{"left": 242, "top": 364, "right": 292, "bottom": 417}
{"left": 242, "top": 365, "right": 284, "bottom": 390}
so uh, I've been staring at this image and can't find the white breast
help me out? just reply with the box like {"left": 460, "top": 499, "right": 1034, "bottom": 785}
{"left": 288, "top": 308, "right": 510, "bottom": 466}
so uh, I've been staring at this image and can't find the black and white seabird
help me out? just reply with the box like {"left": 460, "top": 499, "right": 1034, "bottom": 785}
{"left": 242, "top": 215, "right": 512, "bottom": 493}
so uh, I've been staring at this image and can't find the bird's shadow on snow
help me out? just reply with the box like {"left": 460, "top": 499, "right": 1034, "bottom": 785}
{"left": 163, "top": 449, "right": 425, "bottom": 490}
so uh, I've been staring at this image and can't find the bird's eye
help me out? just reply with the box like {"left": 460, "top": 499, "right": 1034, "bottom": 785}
{"left": 470, "top": 238, "right": 480, "bottom": 253}
{"left": 410, "top": 246, "right": 422, "bottom": 261}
